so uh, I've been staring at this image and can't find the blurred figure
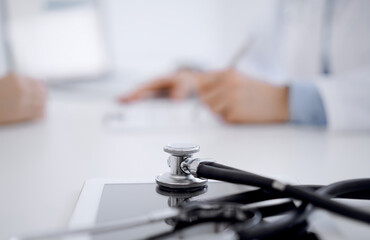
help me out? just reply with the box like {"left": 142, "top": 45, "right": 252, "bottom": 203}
{"left": 118, "top": 1, "right": 370, "bottom": 130}
{"left": 0, "top": 73, "right": 46, "bottom": 124}
{"left": 120, "top": 69, "right": 290, "bottom": 124}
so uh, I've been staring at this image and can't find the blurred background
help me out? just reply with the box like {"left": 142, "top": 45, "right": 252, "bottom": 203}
{"left": 0, "top": 0, "right": 268, "bottom": 85}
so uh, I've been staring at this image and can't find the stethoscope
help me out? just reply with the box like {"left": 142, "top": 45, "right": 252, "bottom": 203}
{"left": 13, "top": 143, "right": 370, "bottom": 240}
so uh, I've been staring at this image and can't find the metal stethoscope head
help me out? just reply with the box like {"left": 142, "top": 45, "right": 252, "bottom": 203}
{"left": 156, "top": 143, "right": 213, "bottom": 191}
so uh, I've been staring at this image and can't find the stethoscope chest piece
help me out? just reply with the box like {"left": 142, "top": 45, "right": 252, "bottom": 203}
{"left": 156, "top": 143, "right": 207, "bottom": 191}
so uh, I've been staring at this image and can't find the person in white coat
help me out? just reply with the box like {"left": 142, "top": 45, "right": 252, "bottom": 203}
{"left": 118, "top": 0, "right": 370, "bottom": 131}
{"left": 0, "top": 6, "right": 46, "bottom": 124}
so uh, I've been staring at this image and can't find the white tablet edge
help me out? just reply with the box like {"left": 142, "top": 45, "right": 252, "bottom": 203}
{"left": 67, "top": 178, "right": 155, "bottom": 240}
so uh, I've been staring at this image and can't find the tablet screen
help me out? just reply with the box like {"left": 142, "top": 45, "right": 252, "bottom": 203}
{"left": 93, "top": 182, "right": 251, "bottom": 240}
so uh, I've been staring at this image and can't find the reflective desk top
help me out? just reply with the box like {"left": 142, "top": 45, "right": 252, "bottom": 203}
{"left": 1, "top": 82, "right": 370, "bottom": 239}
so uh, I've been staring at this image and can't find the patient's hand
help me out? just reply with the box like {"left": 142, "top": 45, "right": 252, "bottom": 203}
{"left": 0, "top": 73, "right": 47, "bottom": 124}
{"left": 117, "top": 69, "right": 199, "bottom": 102}
{"left": 198, "top": 69, "right": 289, "bottom": 123}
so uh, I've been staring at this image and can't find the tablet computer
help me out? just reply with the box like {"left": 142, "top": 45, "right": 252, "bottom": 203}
{"left": 67, "top": 178, "right": 370, "bottom": 240}
{"left": 69, "top": 179, "right": 254, "bottom": 240}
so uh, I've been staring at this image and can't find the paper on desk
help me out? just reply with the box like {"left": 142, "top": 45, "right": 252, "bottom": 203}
{"left": 102, "top": 99, "right": 222, "bottom": 131}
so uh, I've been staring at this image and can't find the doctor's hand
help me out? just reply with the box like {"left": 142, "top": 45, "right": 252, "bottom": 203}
{"left": 118, "top": 69, "right": 199, "bottom": 102}
{"left": 0, "top": 73, "right": 46, "bottom": 124}
{"left": 198, "top": 69, "right": 289, "bottom": 123}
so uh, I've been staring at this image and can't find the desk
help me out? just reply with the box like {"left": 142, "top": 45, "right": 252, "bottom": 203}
{"left": 1, "top": 88, "right": 370, "bottom": 240}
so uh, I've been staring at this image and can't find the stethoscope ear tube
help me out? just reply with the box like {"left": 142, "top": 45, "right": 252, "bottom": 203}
{"left": 197, "top": 162, "right": 370, "bottom": 224}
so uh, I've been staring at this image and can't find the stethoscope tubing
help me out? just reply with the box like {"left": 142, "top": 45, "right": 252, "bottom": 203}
{"left": 197, "top": 162, "right": 370, "bottom": 224}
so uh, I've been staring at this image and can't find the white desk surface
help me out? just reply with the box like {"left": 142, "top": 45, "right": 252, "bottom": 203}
{"left": 1, "top": 86, "right": 370, "bottom": 239}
